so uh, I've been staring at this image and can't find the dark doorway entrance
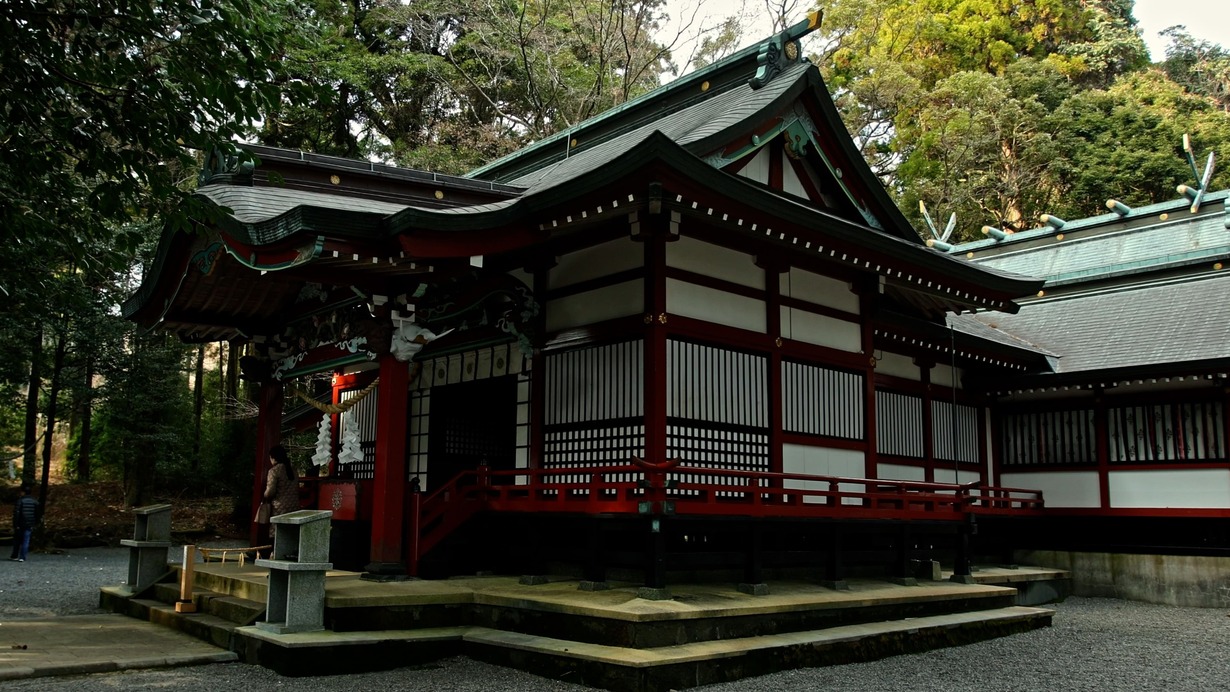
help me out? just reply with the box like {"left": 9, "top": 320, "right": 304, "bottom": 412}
{"left": 427, "top": 375, "right": 517, "bottom": 490}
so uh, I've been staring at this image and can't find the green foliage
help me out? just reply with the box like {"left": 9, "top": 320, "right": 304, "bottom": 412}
{"left": 810, "top": 0, "right": 1229, "bottom": 240}
{"left": 260, "top": 0, "right": 672, "bottom": 173}
{"left": 1059, "top": 0, "right": 1148, "bottom": 87}
{"left": 1051, "top": 71, "right": 1230, "bottom": 215}
{"left": 1160, "top": 27, "right": 1230, "bottom": 111}
{"left": 0, "top": 0, "right": 312, "bottom": 309}
{"left": 91, "top": 330, "right": 196, "bottom": 505}
{"left": 896, "top": 62, "right": 1068, "bottom": 233}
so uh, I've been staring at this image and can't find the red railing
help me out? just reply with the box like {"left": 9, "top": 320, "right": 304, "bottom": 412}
{"left": 408, "top": 462, "right": 1044, "bottom": 574}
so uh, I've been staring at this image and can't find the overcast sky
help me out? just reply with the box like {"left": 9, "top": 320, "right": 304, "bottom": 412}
{"left": 1132, "top": 0, "right": 1230, "bottom": 60}
{"left": 665, "top": 0, "right": 1230, "bottom": 72}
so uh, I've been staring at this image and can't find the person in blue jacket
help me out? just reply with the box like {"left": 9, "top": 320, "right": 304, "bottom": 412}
{"left": 10, "top": 484, "right": 38, "bottom": 562}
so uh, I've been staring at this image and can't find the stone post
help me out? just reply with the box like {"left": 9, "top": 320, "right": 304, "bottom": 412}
{"left": 119, "top": 504, "right": 172, "bottom": 594}
{"left": 255, "top": 510, "right": 334, "bottom": 634}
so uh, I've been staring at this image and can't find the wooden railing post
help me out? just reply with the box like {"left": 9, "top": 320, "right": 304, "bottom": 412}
{"left": 588, "top": 473, "right": 602, "bottom": 513}
{"left": 175, "top": 545, "right": 197, "bottom": 613}
{"left": 407, "top": 490, "right": 422, "bottom": 577}
{"left": 951, "top": 485, "right": 975, "bottom": 583}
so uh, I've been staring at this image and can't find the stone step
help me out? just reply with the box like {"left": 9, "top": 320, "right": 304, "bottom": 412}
{"left": 102, "top": 584, "right": 265, "bottom": 654}
{"left": 236, "top": 605, "right": 1053, "bottom": 689}
{"left": 465, "top": 606, "right": 1054, "bottom": 692}
{"left": 326, "top": 578, "right": 1020, "bottom": 648}
{"left": 104, "top": 594, "right": 242, "bottom": 651}
{"left": 150, "top": 582, "right": 266, "bottom": 626}
{"left": 188, "top": 566, "right": 270, "bottom": 603}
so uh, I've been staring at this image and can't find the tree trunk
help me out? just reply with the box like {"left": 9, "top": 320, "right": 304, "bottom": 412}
{"left": 192, "top": 344, "right": 205, "bottom": 470}
{"left": 22, "top": 326, "right": 42, "bottom": 486}
{"left": 217, "top": 341, "right": 226, "bottom": 417}
{"left": 75, "top": 356, "right": 94, "bottom": 482}
{"left": 38, "top": 331, "right": 67, "bottom": 514}
{"left": 225, "top": 340, "right": 241, "bottom": 416}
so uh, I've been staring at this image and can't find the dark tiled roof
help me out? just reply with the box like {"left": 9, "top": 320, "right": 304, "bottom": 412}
{"left": 199, "top": 185, "right": 409, "bottom": 224}
{"left": 970, "top": 273, "right": 1230, "bottom": 374}
{"left": 948, "top": 313, "right": 1057, "bottom": 357}
{"left": 506, "top": 62, "right": 813, "bottom": 192}
{"left": 466, "top": 23, "right": 806, "bottom": 182}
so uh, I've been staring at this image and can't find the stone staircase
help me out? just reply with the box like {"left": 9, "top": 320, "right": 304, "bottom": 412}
{"left": 101, "top": 572, "right": 266, "bottom": 652}
{"left": 103, "top": 565, "right": 1059, "bottom": 692}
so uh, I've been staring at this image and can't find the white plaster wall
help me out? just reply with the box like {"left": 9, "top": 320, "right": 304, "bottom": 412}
{"left": 783, "top": 444, "right": 865, "bottom": 504}
{"left": 546, "top": 280, "right": 642, "bottom": 332}
{"left": 931, "top": 363, "right": 963, "bottom": 390}
{"left": 736, "top": 147, "right": 770, "bottom": 185}
{"left": 782, "top": 160, "right": 808, "bottom": 199}
{"left": 1109, "top": 469, "right": 1230, "bottom": 509}
{"left": 1000, "top": 471, "right": 1101, "bottom": 508}
{"left": 667, "top": 278, "right": 765, "bottom": 333}
{"left": 550, "top": 237, "right": 642, "bottom": 289}
{"left": 875, "top": 351, "right": 920, "bottom": 381}
{"left": 783, "top": 268, "right": 859, "bottom": 313}
{"left": 666, "top": 236, "right": 763, "bottom": 289}
{"left": 932, "top": 468, "right": 981, "bottom": 485}
{"left": 782, "top": 307, "right": 862, "bottom": 352}
{"left": 508, "top": 267, "right": 535, "bottom": 291}
{"left": 877, "top": 463, "right": 926, "bottom": 482}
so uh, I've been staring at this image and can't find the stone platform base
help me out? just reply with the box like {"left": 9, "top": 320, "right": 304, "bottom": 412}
{"left": 103, "top": 564, "right": 1059, "bottom": 692}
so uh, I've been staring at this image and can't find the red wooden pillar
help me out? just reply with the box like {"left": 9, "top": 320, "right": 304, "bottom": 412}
{"left": 366, "top": 353, "right": 410, "bottom": 576}
{"left": 1095, "top": 388, "right": 1111, "bottom": 509}
{"left": 975, "top": 395, "right": 989, "bottom": 485}
{"left": 759, "top": 259, "right": 788, "bottom": 475}
{"left": 642, "top": 216, "right": 669, "bottom": 463}
{"left": 249, "top": 378, "right": 283, "bottom": 545}
{"left": 919, "top": 361, "right": 935, "bottom": 483}
{"left": 528, "top": 260, "right": 554, "bottom": 470}
{"left": 989, "top": 399, "right": 1003, "bottom": 488}
{"left": 859, "top": 280, "right": 879, "bottom": 479}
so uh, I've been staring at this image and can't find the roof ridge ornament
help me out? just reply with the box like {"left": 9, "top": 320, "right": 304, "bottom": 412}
{"left": 1176, "top": 133, "right": 1215, "bottom": 213}
{"left": 750, "top": 11, "right": 823, "bottom": 90}
{"left": 919, "top": 200, "right": 957, "bottom": 251}
{"left": 198, "top": 144, "right": 255, "bottom": 187}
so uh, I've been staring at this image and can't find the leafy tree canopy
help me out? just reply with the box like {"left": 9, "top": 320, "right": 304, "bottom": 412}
{"left": 0, "top": 0, "right": 311, "bottom": 302}
{"left": 805, "top": 0, "right": 1225, "bottom": 241}
{"left": 259, "top": 0, "right": 675, "bottom": 174}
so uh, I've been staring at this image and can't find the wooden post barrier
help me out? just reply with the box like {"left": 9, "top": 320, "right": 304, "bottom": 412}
{"left": 175, "top": 544, "right": 198, "bottom": 613}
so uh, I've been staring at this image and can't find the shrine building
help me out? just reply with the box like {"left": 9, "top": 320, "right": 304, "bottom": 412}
{"left": 124, "top": 14, "right": 1229, "bottom": 602}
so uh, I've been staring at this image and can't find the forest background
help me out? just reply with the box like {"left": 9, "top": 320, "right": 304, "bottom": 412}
{"left": 1, "top": 0, "right": 1228, "bottom": 539}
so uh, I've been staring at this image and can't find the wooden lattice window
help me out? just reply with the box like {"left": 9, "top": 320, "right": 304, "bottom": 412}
{"left": 1000, "top": 409, "right": 1095, "bottom": 467}
{"left": 782, "top": 360, "right": 864, "bottom": 440}
{"left": 932, "top": 400, "right": 979, "bottom": 463}
{"left": 1109, "top": 401, "right": 1225, "bottom": 463}
{"left": 877, "top": 390, "right": 924, "bottom": 458}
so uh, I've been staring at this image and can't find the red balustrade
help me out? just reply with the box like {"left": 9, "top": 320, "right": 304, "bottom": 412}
{"left": 407, "top": 462, "right": 1045, "bottom": 574}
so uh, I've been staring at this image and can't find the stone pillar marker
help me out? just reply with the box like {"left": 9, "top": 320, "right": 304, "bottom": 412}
{"left": 120, "top": 504, "right": 172, "bottom": 594}
{"left": 256, "top": 510, "right": 333, "bottom": 634}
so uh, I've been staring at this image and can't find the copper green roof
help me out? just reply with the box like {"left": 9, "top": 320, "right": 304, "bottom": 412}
{"left": 955, "top": 191, "right": 1230, "bottom": 284}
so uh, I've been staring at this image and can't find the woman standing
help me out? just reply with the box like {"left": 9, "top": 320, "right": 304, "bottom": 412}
{"left": 263, "top": 444, "right": 299, "bottom": 536}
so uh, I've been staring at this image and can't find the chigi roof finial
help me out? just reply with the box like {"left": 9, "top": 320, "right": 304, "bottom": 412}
{"left": 919, "top": 200, "right": 957, "bottom": 251}
{"left": 1176, "top": 133, "right": 1216, "bottom": 213}
{"left": 750, "top": 11, "right": 823, "bottom": 90}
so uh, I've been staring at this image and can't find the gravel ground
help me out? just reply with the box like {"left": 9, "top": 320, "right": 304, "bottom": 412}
{"left": 2, "top": 546, "right": 1228, "bottom": 691}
